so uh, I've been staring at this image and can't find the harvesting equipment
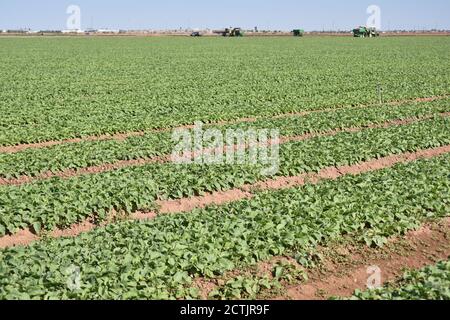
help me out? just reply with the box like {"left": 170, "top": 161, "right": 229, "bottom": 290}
{"left": 293, "top": 29, "right": 305, "bottom": 37}
{"left": 352, "top": 26, "right": 379, "bottom": 38}
{"left": 213, "top": 28, "right": 244, "bottom": 37}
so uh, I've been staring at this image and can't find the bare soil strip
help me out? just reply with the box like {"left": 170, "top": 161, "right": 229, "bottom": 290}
{"left": 1, "top": 112, "right": 449, "bottom": 187}
{"left": 278, "top": 218, "right": 450, "bottom": 300}
{"left": 1, "top": 144, "right": 449, "bottom": 250}
{"left": 193, "top": 219, "right": 450, "bottom": 300}
{"left": 153, "top": 144, "right": 450, "bottom": 215}
{"left": 0, "top": 156, "right": 169, "bottom": 186}
{"left": 1, "top": 95, "right": 448, "bottom": 154}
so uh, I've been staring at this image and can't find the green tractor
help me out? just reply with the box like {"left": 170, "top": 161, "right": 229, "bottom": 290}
{"left": 214, "top": 28, "right": 243, "bottom": 37}
{"left": 293, "top": 29, "right": 304, "bottom": 37}
{"left": 353, "top": 26, "right": 379, "bottom": 38}
{"left": 226, "top": 28, "right": 244, "bottom": 37}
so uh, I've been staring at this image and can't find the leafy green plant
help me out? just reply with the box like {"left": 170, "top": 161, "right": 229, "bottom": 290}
{"left": 1, "top": 98, "right": 448, "bottom": 179}
{"left": 209, "top": 276, "right": 279, "bottom": 300}
{"left": 0, "top": 36, "right": 449, "bottom": 301}
{"left": 272, "top": 261, "right": 308, "bottom": 283}
{"left": 0, "top": 117, "right": 449, "bottom": 236}
{"left": 0, "top": 153, "right": 448, "bottom": 299}
{"left": 1, "top": 37, "right": 449, "bottom": 146}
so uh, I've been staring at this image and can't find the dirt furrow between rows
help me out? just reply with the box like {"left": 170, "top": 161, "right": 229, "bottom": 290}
{"left": 279, "top": 218, "right": 450, "bottom": 300}
{"left": 1, "top": 144, "right": 449, "bottom": 250}
{"left": 1, "top": 112, "right": 449, "bottom": 187}
{"left": 1, "top": 94, "right": 448, "bottom": 154}
{"left": 154, "top": 144, "right": 450, "bottom": 214}
{"left": 192, "top": 218, "right": 450, "bottom": 300}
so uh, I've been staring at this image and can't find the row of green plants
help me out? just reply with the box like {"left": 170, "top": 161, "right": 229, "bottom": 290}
{"left": 1, "top": 99, "right": 449, "bottom": 179}
{"left": 1, "top": 37, "right": 449, "bottom": 145}
{"left": 349, "top": 259, "right": 450, "bottom": 300}
{"left": 0, "top": 152, "right": 448, "bottom": 299}
{"left": 0, "top": 117, "right": 449, "bottom": 237}
{"left": 209, "top": 261, "right": 307, "bottom": 300}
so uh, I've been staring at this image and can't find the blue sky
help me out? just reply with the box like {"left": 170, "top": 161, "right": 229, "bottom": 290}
{"left": 0, "top": 0, "right": 449, "bottom": 31}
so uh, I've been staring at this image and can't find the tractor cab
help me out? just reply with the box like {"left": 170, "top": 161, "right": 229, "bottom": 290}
{"left": 293, "top": 29, "right": 304, "bottom": 37}
{"left": 353, "top": 26, "right": 379, "bottom": 38}
{"left": 217, "top": 28, "right": 244, "bottom": 37}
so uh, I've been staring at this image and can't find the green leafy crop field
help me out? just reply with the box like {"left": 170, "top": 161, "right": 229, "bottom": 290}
{"left": 1, "top": 36, "right": 449, "bottom": 145}
{"left": 0, "top": 36, "right": 449, "bottom": 300}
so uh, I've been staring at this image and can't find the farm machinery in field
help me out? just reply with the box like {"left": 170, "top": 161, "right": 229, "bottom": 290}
{"left": 352, "top": 26, "right": 379, "bottom": 38}
{"left": 292, "top": 29, "right": 305, "bottom": 37}
{"left": 213, "top": 28, "right": 244, "bottom": 37}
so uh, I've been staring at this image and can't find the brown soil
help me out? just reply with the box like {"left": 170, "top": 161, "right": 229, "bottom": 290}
{"left": 0, "top": 132, "right": 146, "bottom": 154}
{"left": 246, "top": 144, "right": 450, "bottom": 191}
{"left": 1, "top": 144, "right": 449, "bottom": 250}
{"left": 279, "top": 218, "right": 450, "bottom": 300}
{"left": 1, "top": 95, "right": 448, "bottom": 154}
{"left": 1, "top": 112, "right": 449, "bottom": 187}
{"left": 156, "top": 190, "right": 253, "bottom": 214}
{"left": 191, "top": 219, "right": 450, "bottom": 300}
{"left": 50, "top": 220, "right": 97, "bottom": 239}
{"left": 0, "top": 155, "right": 170, "bottom": 186}
{"left": 0, "top": 229, "right": 39, "bottom": 249}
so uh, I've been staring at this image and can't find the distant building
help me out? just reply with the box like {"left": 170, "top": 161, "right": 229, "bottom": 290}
{"left": 96, "top": 29, "right": 120, "bottom": 34}
{"left": 39, "top": 30, "right": 62, "bottom": 34}
{"left": 62, "top": 29, "right": 84, "bottom": 34}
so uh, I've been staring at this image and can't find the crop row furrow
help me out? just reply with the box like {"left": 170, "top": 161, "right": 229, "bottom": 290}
{"left": 0, "top": 95, "right": 449, "bottom": 153}
{"left": 1, "top": 38, "right": 449, "bottom": 146}
{"left": 199, "top": 218, "right": 450, "bottom": 300}
{"left": 2, "top": 143, "right": 449, "bottom": 249}
{"left": 0, "top": 150, "right": 448, "bottom": 299}
{"left": 1, "top": 98, "right": 449, "bottom": 179}
{"left": 1, "top": 112, "right": 449, "bottom": 186}
{"left": 0, "top": 117, "right": 448, "bottom": 237}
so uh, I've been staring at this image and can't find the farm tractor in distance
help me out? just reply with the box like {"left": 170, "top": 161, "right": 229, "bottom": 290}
{"left": 292, "top": 29, "right": 305, "bottom": 37}
{"left": 213, "top": 28, "right": 244, "bottom": 37}
{"left": 352, "top": 26, "right": 379, "bottom": 38}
